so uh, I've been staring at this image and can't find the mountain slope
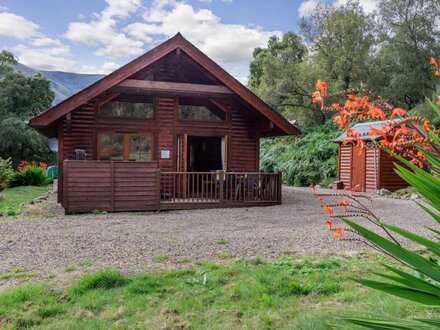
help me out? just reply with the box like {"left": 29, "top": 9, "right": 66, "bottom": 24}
{"left": 16, "top": 63, "right": 104, "bottom": 105}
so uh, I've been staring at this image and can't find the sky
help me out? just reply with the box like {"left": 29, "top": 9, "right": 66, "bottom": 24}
{"left": 0, "top": 0, "right": 376, "bottom": 84}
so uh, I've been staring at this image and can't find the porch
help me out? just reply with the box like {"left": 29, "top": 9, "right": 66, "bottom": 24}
{"left": 62, "top": 160, "right": 282, "bottom": 214}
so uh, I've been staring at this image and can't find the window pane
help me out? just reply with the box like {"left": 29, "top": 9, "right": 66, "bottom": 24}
{"left": 129, "top": 135, "right": 152, "bottom": 161}
{"left": 178, "top": 105, "right": 224, "bottom": 121}
{"left": 99, "top": 133, "right": 123, "bottom": 160}
{"left": 99, "top": 101, "right": 154, "bottom": 118}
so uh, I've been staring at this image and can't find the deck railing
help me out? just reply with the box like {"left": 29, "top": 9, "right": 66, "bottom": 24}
{"left": 160, "top": 171, "right": 282, "bottom": 206}
{"left": 62, "top": 160, "right": 282, "bottom": 213}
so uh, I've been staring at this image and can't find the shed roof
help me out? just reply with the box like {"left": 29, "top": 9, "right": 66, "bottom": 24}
{"left": 334, "top": 120, "right": 392, "bottom": 142}
{"left": 29, "top": 33, "right": 300, "bottom": 137}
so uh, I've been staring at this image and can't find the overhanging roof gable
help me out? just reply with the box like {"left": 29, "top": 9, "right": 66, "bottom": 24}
{"left": 30, "top": 33, "right": 300, "bottom": 136}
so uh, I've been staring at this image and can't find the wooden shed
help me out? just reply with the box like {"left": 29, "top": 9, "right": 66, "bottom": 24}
{"left": 335, "top": 121, "right": 408, "bottom": 192}
{"left": 29, "top": 33, "right": 300, "bottom": 213}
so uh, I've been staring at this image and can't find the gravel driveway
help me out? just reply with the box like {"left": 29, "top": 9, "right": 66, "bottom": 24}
{"left": 0, "top": 186, "right": 434, "bottom": 287}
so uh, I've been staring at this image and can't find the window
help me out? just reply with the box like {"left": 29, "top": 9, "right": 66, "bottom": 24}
{"left": 178, "top": 100, "right": 225, "bottom": 121}
{"left": 128, "top": 135, "right": 152, "bottom": 161}
{"left": 98, "top": 101, "right": 154, "bottom": 118}
{"left": 98, "top": 132, "right": 153, "bottom": 161}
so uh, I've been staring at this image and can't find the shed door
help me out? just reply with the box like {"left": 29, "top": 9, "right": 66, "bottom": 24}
{"left": 351, "top": 145, "right": 366, "bottom": 191}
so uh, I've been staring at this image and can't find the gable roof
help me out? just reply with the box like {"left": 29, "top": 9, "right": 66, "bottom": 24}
{"left": 30, "top": 33, "right": 300, "bottom": 136}
{"left": 334, "top": 120, "right": 398, "bottom": 142}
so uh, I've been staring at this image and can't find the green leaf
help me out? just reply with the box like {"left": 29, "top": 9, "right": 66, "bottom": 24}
{"left": 340, "top": 218, "right": 440, "bottom": 283}
{"left": 379, "top": 222, "right": 440, "bottom": 256}
{"left": 415, "top": 318, "right": 440, "bottom": 328}
{"left": 394, "top": 164, "right": 440, "bottom": 212}
{"left": 417, "top": 202, "right": 440, "bottom": 224}
{"left": 426, "top": 97, "right": 440, "bottom": 118}
{"left": 342, "top": 316, "right": 435, "bottom": 330}
{"left": 353, "top": 278, "right": 440, "bottom": 305}
{"left": 380, "top": 264, "right": 440, "bottom": 296}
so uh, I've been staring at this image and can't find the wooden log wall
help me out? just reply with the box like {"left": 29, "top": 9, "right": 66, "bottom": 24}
{"left": 365, "top": 145, "right": 378, "bottom": 191}
{"left": 338, "top": 144, "right": 352, "bottom": 188}
{"left": 230, "top": 109, "right": 258, "bottom": 171}
{"left": 378, "top": 149, "right": 408, "bottom": 191}
{"left": 63, "top": 161, "right": 159, "bottom": 213}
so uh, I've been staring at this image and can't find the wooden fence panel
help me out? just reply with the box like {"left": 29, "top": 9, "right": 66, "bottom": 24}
{"left": 63, "top": 160, "right": 159, "bottom": 213}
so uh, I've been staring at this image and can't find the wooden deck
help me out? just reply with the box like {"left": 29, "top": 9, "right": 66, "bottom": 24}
{"left": 62, "top": 160, "right": 282, "bottom": 214}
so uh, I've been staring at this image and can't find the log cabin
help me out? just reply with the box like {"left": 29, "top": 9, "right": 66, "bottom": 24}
{"left": 334, "top": 121, "right": 408, "bottom": 192}
{"left": 30, "top": 33, "right": 300, "bottom": 213}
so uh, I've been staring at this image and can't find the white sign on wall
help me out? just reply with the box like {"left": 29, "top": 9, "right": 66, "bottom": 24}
{"left": 161, "top": 149, "right": 170, "bottom": 159}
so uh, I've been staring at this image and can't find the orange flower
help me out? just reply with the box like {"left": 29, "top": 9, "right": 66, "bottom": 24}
{"left": 430, "top": 57, "right": 440, "bottom": 76}
{"left": 315, "top": 80, "right": 328, "bottom": 96}
{"left": 369, "top": 126, "right": 387, "bottom": 140}
{"left": 323, "top": 205, "right": 334, "bottom": 215}
{"left": 325, "top": 219, "right": 333, "bottom": 229}
{"left": 318, "top": 196, "right": 323, "bottom": 206}
{"left": 391, "top": 108, "right": 406, "bottom": 119}
{"left": 423, "top": 120, "right": 431, "bottom": 131}
{"left": 353, "top": 184, "right": 362, "bottom": 192}
{"left": 337, "top": 199, "right": 348, "bottom": 206}
{"left": 344, "top": 187, "right": 352, "bottom": 191}
{"left": 333, "top": 115, "right": 348, "bottom": 128}
{"left": 312, "top": 96, "right": 324, "bottom": 109}
{"left": 367, "top": 106, "right": 386, "bottom": 120}
{"left": 333, "top": 228, "right": 345, "bottom": 239}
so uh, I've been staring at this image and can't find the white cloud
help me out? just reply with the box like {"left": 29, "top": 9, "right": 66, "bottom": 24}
{"left": 220, "top": 0, "right": 233, "bottom": 3}
{"left": 65, "top": 0, "right": 144, "bottom": 58}
{"left": 299, "top": 0, "right": 377, "bottom": 17}
{"left": 334, "top": 0, "right": 377, "bottom": 13}
{"left": 80, "top": 61, "right": 120, "bottom": 74}
{"left": 198, "top": 0, "right": 212, "bottom": 3}
{"left": 298, "top": 0, "right": 319, "bottom": 17}
{"left": 14, "top": 44, "right": 75, "bottom": 71}
{"left": 137, "top": 1, "right": 281, "bottom": 64}
{"left": 31, "top": 37, "right": 62, "bottom": 47}
{"left": 0, "top": 12, "right": 40, "bottom": 40}
{"left": 123, "top": 23, "right": 153, "bottom": 42}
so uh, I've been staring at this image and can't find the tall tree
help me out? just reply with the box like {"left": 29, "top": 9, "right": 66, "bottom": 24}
{"left": 367, "top": 0, "right": 440, "bottom": 108}
{"left": 249, "top": 32, "right": 324, "bottom": 127}
{"left": 299, "top": 0, "right": 374, "bottom": 90}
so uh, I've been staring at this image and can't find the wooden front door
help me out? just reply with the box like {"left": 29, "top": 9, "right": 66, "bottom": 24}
{"left": 351, "top": 145, "right": 366, "bottom": 191}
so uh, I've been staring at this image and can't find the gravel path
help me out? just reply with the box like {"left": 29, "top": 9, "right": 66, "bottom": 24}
{"left": 0, "top": 186, "right": 434, "bottom": 287}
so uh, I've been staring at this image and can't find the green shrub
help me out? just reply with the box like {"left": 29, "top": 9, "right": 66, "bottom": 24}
{"left": 9, "top": 167, "right": 51, "bottom": 187}
{"left": 0, "top": 157, "right": 13, "bottom": 191}
{"left": 68, "top": 269, "right": 130, "bottom": 296}
{"left": 260, "top": 121, "right": 343, "bottom": 186}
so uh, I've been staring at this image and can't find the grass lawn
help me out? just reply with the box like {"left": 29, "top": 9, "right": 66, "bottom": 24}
{"left": 0, "top": 185, "right": 50, "bottom": 216}
{"left": 0, "top": 254, "right": 437, "bottom": 329}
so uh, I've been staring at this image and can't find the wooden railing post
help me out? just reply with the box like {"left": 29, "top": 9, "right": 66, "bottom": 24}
{"left": 278, "top": 171, "right": 282, "bottom": 204}
{"left": 62, "top": 160, "right": 68, "bottom": 213}
{"left": 156, "top": 169, "right": 161, "bottom": 211}
{"left": 110, "top": 161, "right": 115, "bottom": 212}
{"left": 219, "top": 171, "right": 224, "bottom": 205}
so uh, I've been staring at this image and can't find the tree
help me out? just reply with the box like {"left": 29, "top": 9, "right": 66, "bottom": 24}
{"left": 0, "top": 50, "right": 17, "bottom": 75}
{"left": 0, "top": 49, "right": 55, "bottom": 165}
{"left": 248, "top": 32, "right": 325, "bottom": 127}
{"left": 367, "top": 0, "right": 440, "bottom": 108}
{"left": 299, "top": 0, "right": 374, "bottom": 90}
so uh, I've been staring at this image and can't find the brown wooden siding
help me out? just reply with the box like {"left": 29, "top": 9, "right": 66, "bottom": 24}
{"left": 339, "top": 144, "right": 352, "bottom": 188}
{"left": 365, "top": 146, "right": 378, "bottom": 191}
{"left": 378, "top": 149, "right": 408, "bottom": 191}
{"left": 63, "top": 161, "right": 159, "bottom": 213}
{"left": 156, "top": 97, "right": 176, "bottom": 172}
{"left": 230, "top": 109, "right": 257, "bottom": 171}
